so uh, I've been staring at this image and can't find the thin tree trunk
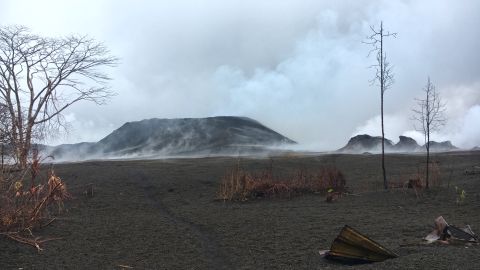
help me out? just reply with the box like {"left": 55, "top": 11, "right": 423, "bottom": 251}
{"left": 426, "top": 131, "right": 430, "bottom": 189}
{"left": 381, "top": 95, "right": 387, "bottom": 189}
{"left": 380, "top": 21, "right": 387, "bottom": 190}
{"left": 425, "top": 81, "right": 430, "bottom": 189}
{"left": 20, "top": 124, "right": 33, "bottom": 169}
{"left": 1, "top": 143, "right": 3, "bottom": 172}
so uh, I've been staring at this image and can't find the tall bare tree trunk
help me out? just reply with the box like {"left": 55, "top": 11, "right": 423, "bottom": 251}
{"left": 365, "top": 21, "right": 396, "bottom": 190}
{"left": 425, "top": 82, "right": 430, "bottom": 189}
{"left": 381, "top": 92, "right": 387, "bottom": 189}
{"left": 380, "top": 22, "right": 387, "bottom": 190}
{"left": 426, "top": 136, "right": 430, "bottom": 189}
{"left": 1, "top": 143, "right": 4, "bottom": 172}
{"left": 20, "top": 134, "right": 31, "bottom": 169}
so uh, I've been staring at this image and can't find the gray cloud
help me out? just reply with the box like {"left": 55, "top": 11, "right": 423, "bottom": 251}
{"left": 3, "top": 0, "right": 480, "bottom": 149}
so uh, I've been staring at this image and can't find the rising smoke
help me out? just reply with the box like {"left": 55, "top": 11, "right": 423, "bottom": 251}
{"left": 3, "top": 0, "right": 480, "bottom": 151}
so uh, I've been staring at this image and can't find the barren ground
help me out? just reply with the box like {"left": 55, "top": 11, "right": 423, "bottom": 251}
{"left": 1, "top": 151, "right": 480, "bottom": 269}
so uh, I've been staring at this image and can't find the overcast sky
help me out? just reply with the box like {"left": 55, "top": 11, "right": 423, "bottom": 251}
{"left": 2, "top": 0, "right": 479, "bottom": 150}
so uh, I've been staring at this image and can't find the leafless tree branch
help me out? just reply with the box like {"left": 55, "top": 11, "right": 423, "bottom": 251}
{"left": 363, "top": 21, "right": 397, "bottom": 190}
{"left": 412, "top": 77, "right": 446, "bottom": 188}
{"left": 0, "top": 25, "right": 118, "bottom": 167}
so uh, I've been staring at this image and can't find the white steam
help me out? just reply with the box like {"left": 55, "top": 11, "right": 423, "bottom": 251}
{"left": 3, "top": 0, "right": 480, "bottom": 152}
{"left": 352, "top": 81, "right": 480, "bottom": 148}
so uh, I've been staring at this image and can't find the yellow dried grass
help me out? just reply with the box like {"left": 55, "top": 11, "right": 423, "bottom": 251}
{"left": 218, "top": 165, "right": 346, "bottom": 201}
{"left": 0, "top": 152, "right": 70, "bottom": 251}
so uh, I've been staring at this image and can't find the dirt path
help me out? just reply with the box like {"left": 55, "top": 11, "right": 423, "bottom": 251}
{"left": 131, "top": 170, "right": 231, "bottom": 270}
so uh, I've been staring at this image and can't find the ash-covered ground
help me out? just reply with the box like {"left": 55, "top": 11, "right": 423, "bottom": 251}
{"left": 1, "top": 151, "right": 480, "bottom": 269}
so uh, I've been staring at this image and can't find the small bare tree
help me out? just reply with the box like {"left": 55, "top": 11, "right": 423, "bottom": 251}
{"left": 413, "top": 77, "right": 446, "bottom": 188}
{"left": 364, "top": 21, "right": 397, "bottom": 189}
{"left": 0, "top": 25, "right": 118, "bottom": 168}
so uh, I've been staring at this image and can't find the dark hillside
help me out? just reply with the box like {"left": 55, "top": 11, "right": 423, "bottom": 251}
{"left": 48, "top": 116, "right": 295, "bottom": 160}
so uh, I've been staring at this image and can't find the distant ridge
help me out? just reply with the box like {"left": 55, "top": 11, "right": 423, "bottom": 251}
{"left": 46, "top": 116, "right": 296, "bottom": 160}
{"left": 426, "top": 141, "right": 458, "bottom": 152}
{"left": 392, "top": 136, "right": 421, "bottom": 152}
{"left": 337, "top": 134, "right": 393, "bottom": 153}
{"left": 338, "top": 134, "right": 457, "bottom": 153}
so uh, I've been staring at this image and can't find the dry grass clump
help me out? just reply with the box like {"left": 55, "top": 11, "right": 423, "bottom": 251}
{"left": 389, "top": 162, "right": 442, "bottom": 190}
{"left": 0, "top": 151, "right": 70, "bottom": 251}
{"left": 218, "top": 165, "right": 346, "bottom": 201}
{"left": 426, "top": 162, "right": 441, "bottom": 187}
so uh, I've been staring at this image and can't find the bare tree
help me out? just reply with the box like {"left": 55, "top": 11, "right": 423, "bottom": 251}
{"left": 0, "top": 25, "right": 118, "bottom": 168}
{"left": 364, "top": 21, "right": 397, "bottom": 190}
{"left": 413, "top": 77, "right": 446, "bottom": 188}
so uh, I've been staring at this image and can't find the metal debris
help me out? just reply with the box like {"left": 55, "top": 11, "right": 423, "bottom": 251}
{"left": 424, "top": 216, "right": 478, "bottom": 244}
{"left": 320, "top": 225, "right": 398, "bottom": 264}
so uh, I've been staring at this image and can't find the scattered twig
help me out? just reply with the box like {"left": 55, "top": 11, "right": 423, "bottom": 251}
{"left": 118, "top": 265, "right": 134, "bottom": 269}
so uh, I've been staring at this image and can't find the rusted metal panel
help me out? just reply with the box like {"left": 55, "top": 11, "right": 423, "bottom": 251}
{"left": 324, "top": 225, "right": 398, "bottom": 264}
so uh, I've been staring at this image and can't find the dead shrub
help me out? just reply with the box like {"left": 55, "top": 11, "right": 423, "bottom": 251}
{"left": 217, "top": 164, "right": 346, "bottom": 201}
{"left": 0, "top": 150, "right": 70, "bottom": 251}
{"left": 409, "top": 162, "right": 442, "bottom": 189}
{"left": 387, "top": 162, "right": 442, "bottom": 197}
{"left": 427, "top": 162, "right": 441, "bottom": 187}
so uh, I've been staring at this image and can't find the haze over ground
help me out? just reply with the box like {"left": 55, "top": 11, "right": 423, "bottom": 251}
{"left": 2, "top": 0, "right": 479, "bottom": 150}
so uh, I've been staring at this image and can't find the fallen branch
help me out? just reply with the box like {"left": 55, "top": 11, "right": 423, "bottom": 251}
{"left": 1, "top": 232, "right": 62, "bottom": 252}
